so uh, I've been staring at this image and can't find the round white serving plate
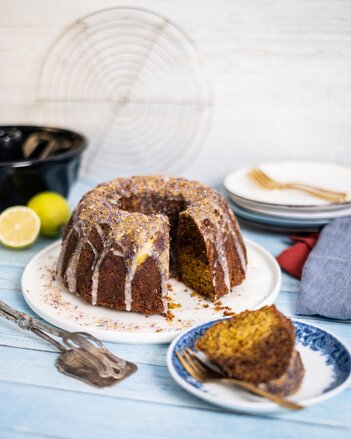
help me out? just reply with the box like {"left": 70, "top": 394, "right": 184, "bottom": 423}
{"left": 167, "top": 319, "right": 351, "bottom": 414}
{"left": 223, "top": 162, "right": 351, "bottom": 209}
{"left": 21, "top": 239, "right": 281, "bottom": 344}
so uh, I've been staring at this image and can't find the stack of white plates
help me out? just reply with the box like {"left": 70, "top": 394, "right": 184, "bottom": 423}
{"left": 223, "top": 162, "right": 351, "bottom": 232}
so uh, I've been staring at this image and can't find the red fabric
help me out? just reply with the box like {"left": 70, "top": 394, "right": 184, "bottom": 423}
{"left": 276, "top": 234, "right": 319, "bottom": 279}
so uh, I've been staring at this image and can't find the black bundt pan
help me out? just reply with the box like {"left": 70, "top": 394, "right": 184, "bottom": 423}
{"left": 0, "top": 125, "right": 87, "bottom": 211}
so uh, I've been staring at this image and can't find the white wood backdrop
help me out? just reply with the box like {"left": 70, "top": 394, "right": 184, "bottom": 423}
{"left": 1, "top": 0, "right": 351, "bottom": 187}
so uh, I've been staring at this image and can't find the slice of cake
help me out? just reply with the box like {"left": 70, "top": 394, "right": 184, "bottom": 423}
{"left": 196, "top": 305, "right": 296, "bottom": 384}
{"left": 259, "top": 350, "right": 304, "bottom": 396}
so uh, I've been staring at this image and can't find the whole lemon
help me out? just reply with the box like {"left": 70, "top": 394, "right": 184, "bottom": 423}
{"left": 28, "top": 192, "right": 70, "bottom": 238}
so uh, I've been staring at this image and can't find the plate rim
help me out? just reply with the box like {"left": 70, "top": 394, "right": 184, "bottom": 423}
{"left": 223, "top": 161, "right": 351, "bottom": 209}
{"left": 21, "top": 238, "right": 281, "bottom": 345}
{"left": 227, "top": 191, "right": 351, "bottom": 213}
{"left": 229, "top": 193, "right": 351, "bottom": 220}
{"left": 237, "top": 218, "right": 323, "bottom": 234}
{"left": 167, "top": 318, "right": 351, "bottom": 413}
{"left": 229, "top": 200, "right": 330, "bottom": 227}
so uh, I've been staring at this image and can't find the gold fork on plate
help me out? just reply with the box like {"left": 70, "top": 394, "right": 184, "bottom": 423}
{"left": 176, "top": 348, "right": 303, "bottom": 411}
{"left": 247, "top": 168, "right": 350, "bottom": 203}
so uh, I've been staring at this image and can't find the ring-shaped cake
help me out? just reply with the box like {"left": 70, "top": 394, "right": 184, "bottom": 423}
{"left": 57, "top": 176, "right": 247, "bottom": 315}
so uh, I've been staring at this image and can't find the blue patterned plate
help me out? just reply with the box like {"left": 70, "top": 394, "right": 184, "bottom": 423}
{"left": 167, "top": 319, "right": 351, "bottom": 414}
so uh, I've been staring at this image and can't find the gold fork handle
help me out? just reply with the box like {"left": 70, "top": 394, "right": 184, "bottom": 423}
{"left": 218, "top": 378, "right": 304, "bottom": 411}
{"left": 282, "top": 183, "right": 349, "bottom": 203}
{"left": 288, "top": 182, "right": 349, "bottom": 199}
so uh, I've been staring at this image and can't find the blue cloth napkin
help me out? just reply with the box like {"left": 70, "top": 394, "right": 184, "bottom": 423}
{"left": 296, "top": 217, "right": 351, "bottom": 320}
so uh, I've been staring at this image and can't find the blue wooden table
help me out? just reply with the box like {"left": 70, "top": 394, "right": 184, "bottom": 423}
{"left": 0, "top": 179, "right": 350, "bottom": 439}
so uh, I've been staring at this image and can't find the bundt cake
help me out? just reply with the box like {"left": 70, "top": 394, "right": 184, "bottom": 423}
{"left": 56, "top": 176, "right": 247, "bottom": 315}
{"left": 195, "top": 305, "right": 296, "bottom": 384}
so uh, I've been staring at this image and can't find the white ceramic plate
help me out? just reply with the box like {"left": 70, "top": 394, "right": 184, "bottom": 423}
{"left": 228, "top": 193, "right": 351, "bottom": 220}
{"left": 167, "top": 319, "right": 351, "bottom": 414}
{"left": 229, "top": 200, "right": 328, "bottom": 232}
{"left": 223, "top": 162, "right": 351, "bottom": 209}
{"left": 229, "top": 193, "right": 351, "bottom": 214}
{"left": 21, "top": 239, "right": 281, "bottom": 344}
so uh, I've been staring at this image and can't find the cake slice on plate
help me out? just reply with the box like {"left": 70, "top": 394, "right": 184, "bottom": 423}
{"left": 196, "top": 305, "right": 304, "bottom": 395}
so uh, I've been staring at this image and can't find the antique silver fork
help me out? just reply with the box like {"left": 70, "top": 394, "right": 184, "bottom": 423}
{"left": 0, "top": 299, "right": 137, "bottom": 387}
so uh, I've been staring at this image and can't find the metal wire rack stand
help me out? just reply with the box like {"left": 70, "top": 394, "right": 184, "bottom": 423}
{"left": 37, "top": 7, "right": 212, "bottom": 179}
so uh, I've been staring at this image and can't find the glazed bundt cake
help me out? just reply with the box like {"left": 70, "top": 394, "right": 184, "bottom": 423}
{"left": 57, "top": 176, "right": 247, "bottom": 315}
{"left": 195, "top": 305, "right": 296, "bottom": 384}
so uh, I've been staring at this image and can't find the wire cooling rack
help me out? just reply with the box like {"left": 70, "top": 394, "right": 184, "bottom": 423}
{"left": 37, "top": 7, "right": 212, "bottom": 179}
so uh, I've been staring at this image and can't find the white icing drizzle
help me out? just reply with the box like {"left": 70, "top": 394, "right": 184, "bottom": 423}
{"left": 227, "top": 210, "right": 247, "bottom": 274}
{"left": 205, "top": 233, "right": 231, "bottom": 293}
{"left": 64, "top": 224, "right": 85, "bottom": 293}
{"left": 110, "top": 248, "right": 124, "bottom": 257}
{"left": 157, "top": 243, "right": 170, "bottom": 311}
{"left": 95, "top": 224, "right": 104, "bottom": 240}
{"left": 124, "top": 242, "right": 149, "bottom": 311}
{"left": 218, "top": 235, "right": 231, "bottom": 292}
{"left": 91, "top": 237, "right": 114, "bottom": 306}
{"left": 86, "top": 240, "right": 99, "bottom": 270}
{"left": 56, "top": 226, "right": 74, "bottom": 277}
{"left": 194, "top": 200, "right": 247, "bottom": 294}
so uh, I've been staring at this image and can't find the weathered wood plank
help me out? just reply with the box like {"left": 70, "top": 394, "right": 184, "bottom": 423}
{"left": 0, "top": 430, "right": 61, "bottom": 439}
{"left": 1, "top": 344, "right": 351, "bottom": 429}
{"left": 1, "top": 381, "right": 351, "bottom": 439}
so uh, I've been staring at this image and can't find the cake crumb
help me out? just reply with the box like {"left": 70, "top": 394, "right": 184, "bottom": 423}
{"left": 165, "top": 311, "right": 175, "bottom": 321}
{"left": 191, "top": 290, "right": 202, "bottom": 299}
{"left": 223, "top": 310, "right": 236, "bottom": 317}
{"left": 167, "top": 295, "right": 182, "bottom": 310}
{"left": 168, "top": 302, "right": 182, "bottom": 310}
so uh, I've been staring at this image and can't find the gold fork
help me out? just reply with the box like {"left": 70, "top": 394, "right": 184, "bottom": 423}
{"left": 247, "top": 168, "right": 350, "bottom": 203}
{"left": 176, "top": 348, "right": 304, "bottom": 411}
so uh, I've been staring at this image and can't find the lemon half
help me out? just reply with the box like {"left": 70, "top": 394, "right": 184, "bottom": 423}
{"left": 0, "top": 206, "right": 41, "bottom": 249}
